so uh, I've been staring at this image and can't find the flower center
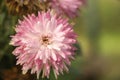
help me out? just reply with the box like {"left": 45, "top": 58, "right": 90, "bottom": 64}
{"left": 41, "top": 35, "right": 52, "bottom": 46}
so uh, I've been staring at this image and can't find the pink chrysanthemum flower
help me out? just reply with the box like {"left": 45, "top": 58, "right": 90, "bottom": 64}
{"left": 10, "top": 11, "right": 77, "bottom": 79}
{"left": 50, "top": 0, "right": 84, "bottom": 18}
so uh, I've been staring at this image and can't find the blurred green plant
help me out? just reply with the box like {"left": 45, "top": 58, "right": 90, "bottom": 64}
{"left": 0, "top": 0, "right": 18, "bottom": 68}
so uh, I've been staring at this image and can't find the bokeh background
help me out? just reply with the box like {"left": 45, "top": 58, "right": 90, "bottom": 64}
{"left": 0, "top": 0, "right": 120, "bottom": 80}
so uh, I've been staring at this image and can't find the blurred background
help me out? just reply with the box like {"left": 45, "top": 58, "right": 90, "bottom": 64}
{"left": 0, "top": 0, "right": 120, "bottom": 80}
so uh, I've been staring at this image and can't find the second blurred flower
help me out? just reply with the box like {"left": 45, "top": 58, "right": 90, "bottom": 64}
{"left": 49, "top": 0, "right": 84, "bottom": 18}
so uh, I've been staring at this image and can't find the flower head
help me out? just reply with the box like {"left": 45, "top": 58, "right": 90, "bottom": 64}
{"left": 49, "top": 0, "right": 84, "bottom": 18}
{"left": 5, "top": 0, "right": 49, "bottom": 15}
{"left": 10, "top": 11, "right": 77, "bottom": 78}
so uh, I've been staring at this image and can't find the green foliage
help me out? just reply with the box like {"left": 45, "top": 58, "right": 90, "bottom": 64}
{"left": 0, "top": 0, "right": 18, "bottom": 67}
